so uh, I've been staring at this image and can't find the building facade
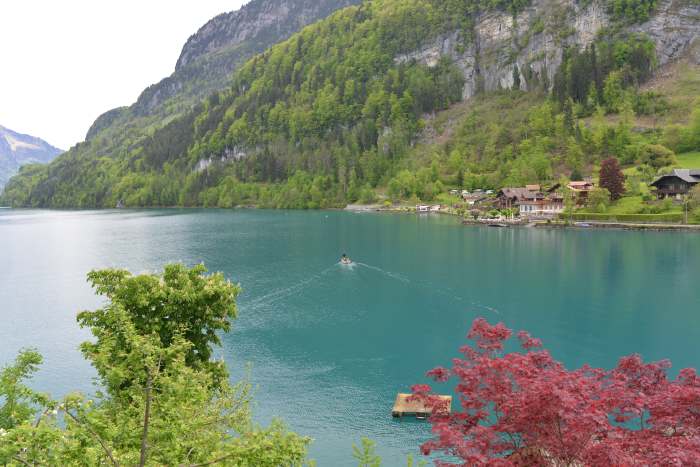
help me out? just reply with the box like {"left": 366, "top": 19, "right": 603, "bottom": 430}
{"left": 650, "top": 169, "right": 700, "bottom": 199}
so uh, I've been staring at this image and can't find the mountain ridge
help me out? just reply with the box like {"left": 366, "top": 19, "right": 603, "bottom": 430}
{"left": 0, "top": 126, "right": 62, "bottom": 190}
{"left": 3, "top": 0, "right": 700, "bottom": 208}
{"left": 85, "top": 0, "right": 359, "bottom": 142}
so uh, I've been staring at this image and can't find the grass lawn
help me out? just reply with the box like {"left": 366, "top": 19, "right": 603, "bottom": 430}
{"left": 585, "top": 195, "right": 682, "bottom": 215}
{"left": 675, "top": 152, "right": 700, "bottom": 169}
{"left": 606, "top": 196, "right": 647, "bottom": 214}
{"left": 435, "top": 192, "right": 461, "bottom": 206}
{"left": 644, "top": 62, "right": 700, "bottom": 126}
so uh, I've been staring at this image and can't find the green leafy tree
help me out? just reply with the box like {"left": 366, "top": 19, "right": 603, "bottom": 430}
{"left": 352, "top": 438, "right": 381, "bottom": 467}
{"left": 631, "top": 143, "right": 676, "bottom": 169}
{"left": 603, "top": 71, "right": 625, "bottom": 113}
{"left": 78, "top": 263, "right": 240, "bottom": 389}
{"left": 0, "top": 265, "right": 310, "bottom": 466}
{"left": 0, "top": 349, "right": 46, "bottom": 430}
{"left": 587, "top": 187, "right": 612, "bottom": 211}
{"left": 688, "top": 184, "right": 700, "bottom": 210}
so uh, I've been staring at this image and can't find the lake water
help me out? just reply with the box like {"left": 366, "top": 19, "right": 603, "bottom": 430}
{"left": 1, "top": 209, "right": 700, "bottom": 465}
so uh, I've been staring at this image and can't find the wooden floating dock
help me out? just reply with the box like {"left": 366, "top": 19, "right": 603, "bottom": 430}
{"left": 391, "top": 393, "right": 452, "bottom": 419}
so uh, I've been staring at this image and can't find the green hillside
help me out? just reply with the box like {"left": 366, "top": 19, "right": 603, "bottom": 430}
{"left": 3, "top": 0, "right": 700, "bottom": 209}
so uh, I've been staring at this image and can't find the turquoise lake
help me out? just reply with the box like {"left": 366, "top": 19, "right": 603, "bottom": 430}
{"left": 1, "top": 209, "right": 700, "bottom": 465}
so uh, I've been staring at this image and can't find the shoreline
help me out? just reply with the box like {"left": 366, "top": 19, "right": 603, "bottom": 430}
{"left": 5, "top": 204, "right": 700, "bottom": 232}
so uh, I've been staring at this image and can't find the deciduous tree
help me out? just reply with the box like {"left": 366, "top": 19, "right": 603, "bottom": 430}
{"left": 599, "top": 156, "right": 626, "bottom": 200}
{"left": 78, "top": 263, "right": 240, "bottom": 389}
{"left": 413, "top": 318, "right": 700, "bottom": 466}
{"left": 0, "top": 264, "right": 310, "bottom": 466}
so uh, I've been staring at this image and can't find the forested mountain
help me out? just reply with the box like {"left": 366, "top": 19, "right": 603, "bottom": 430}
{"left": 0, "top": 126, "right": 62, "bottom": 190}
{"left": 0, "top": 0, "right": 357, "bottom": 204}
{"left": 87, "top": 0, "right": 360, "bottom": 138}
{"left": 3, "top": 0, "right": 700, "bottom": 208}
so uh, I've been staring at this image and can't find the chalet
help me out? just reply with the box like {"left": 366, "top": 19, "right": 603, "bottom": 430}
{"left": 497, "top": 185, "right": 563, "bottom": 218}
{"left": 497, "top": 187, "right": 544, "bottom": 209}
{"left": 567, "top": 181, "right": 595, "bottom": 204}
{"left": 518, "top": 194, "right": 564, "bottom": 217}
{"left": 650, "top": 169, "right": 700, "bottom": 200}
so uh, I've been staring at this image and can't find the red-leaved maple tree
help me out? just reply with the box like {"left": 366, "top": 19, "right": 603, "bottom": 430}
{"left": 412, "top": 318, "right": 700, "bottom": 466}
{"left": 598, "top": 157, "right": 626, "bottom": 201}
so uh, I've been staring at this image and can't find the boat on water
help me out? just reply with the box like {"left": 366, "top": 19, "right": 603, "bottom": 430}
{"left": 340, "top": 254, "right": 353, "bottom": 265}
{"left": 487, "top": 223, "right": 509, "bottom": 228}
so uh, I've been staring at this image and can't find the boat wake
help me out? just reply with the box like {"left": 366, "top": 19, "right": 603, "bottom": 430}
{"left": 354, "top": 262, "right": 410, "bottom": 283}
{"left": 355, "top": 262, "right": 500, "bottom": 314}
{"left": 246, "top": 265, "right": 337, "bottom": 309}
{"left": 245, "top": 260, "right": 500, "bottom": 316}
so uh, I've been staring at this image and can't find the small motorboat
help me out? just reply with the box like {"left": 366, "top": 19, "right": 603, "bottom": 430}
{"left": 340, "top": 254, "right": 353, "bottom": 265}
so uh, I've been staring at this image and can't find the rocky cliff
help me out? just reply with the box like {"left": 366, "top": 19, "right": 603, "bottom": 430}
{"left": 0, "top": 126, "right": 62, "bottom": 190}
{"left": 4, "top": 0, "right": 699, "bottom": 209}
{"left": 87, "top": 0, "right": 358, "bottom": 138}
{"left": 396, "top": 0, "right": 700, "bottom": 100}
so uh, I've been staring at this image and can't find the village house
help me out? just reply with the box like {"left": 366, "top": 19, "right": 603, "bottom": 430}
{"left": 567, "top": 181, "right": 595, "bottom": 205}
{"left": 517, "top": 194, "right": 564, "bottom": 217}
{"left": 497, "top": 187, "right": 544, "bottom": 209}
{"left": 650, "top": 169, "right": 700, "bottom": 200}
{"left": 496, "top": 185, "right": 563, "bottom": 218}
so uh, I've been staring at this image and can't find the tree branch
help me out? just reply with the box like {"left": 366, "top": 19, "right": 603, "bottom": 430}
{"left": 186, "top": 452, "right": 238, "bottom": 467}
{"left": 11, "top": 455, "right": 34, "bottom": 467}
{"left": 64, "top": 409, "right": 119, "bottom": 467}
{"left": 139, "top": 368, "right": 155, "bottom": 467}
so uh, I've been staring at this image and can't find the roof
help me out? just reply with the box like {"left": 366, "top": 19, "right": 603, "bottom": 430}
{"left": 499, "top": 188, "right": 543, "bottom": 200}
{"left": 568, "top": 181, "right": 595, "bottom": 192}
{"left": 517, "top": 197, "right": 563, "bottom": 206}
{"left": 651, "top": 169, "right": 700, "bottom": 186}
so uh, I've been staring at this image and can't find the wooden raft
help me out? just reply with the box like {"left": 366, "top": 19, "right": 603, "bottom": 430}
{"left": 391, "top": 393, "right": 452, "bottom": 419}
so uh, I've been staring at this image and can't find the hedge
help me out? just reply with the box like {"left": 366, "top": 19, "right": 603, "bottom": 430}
{"left": 560, "top": 212, "right": 685, "bottom": 223}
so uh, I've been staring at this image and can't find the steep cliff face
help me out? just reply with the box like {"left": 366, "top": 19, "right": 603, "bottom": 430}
{"left": 123, "top": 0, "right": 359, "bottom": 120}
{"left": 4, "top": 0, "right": 699, "bottom": 208}
{"left": 396, "top": 0, "right": 700, "bottom": 100}
{"left": 86, "top": 0, "right": 358, "bottom": 140}
{"left": 176, "top": 0, "right": 358, "bottom": 70}
{"left": 0, "top": 126, "right": 62, "bottom": 189}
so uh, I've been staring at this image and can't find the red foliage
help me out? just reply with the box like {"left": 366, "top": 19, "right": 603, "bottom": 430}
{"left": 414, "top": 318, "right": 700, "bottom": 466}
{"left": 599, "top": 157, "right": 626, "bottom": 201}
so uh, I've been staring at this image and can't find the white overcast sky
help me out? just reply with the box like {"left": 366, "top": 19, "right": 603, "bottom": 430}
{"left": 1, "top": 0, "right": 247, "bottom": 150}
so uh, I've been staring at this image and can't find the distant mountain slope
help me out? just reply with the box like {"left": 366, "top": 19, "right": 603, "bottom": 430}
{"left": 3, "top": 0, "right": 700, "bottom": 208}
{"left": 0, "top": 126, "right": 62, "bottom": 190}
{"left": 84, "top": 0, "right": 359, "bottom": 141}
{"left": 2, "top": 0, "right": 357, "bottom": 206}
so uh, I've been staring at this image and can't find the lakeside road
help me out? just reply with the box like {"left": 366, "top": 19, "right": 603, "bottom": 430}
{"left": 533, "top": 220, "right": 700, "bottom": 231}
{"left": 344, "top": 205, "right": 700, "bottom": 232}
